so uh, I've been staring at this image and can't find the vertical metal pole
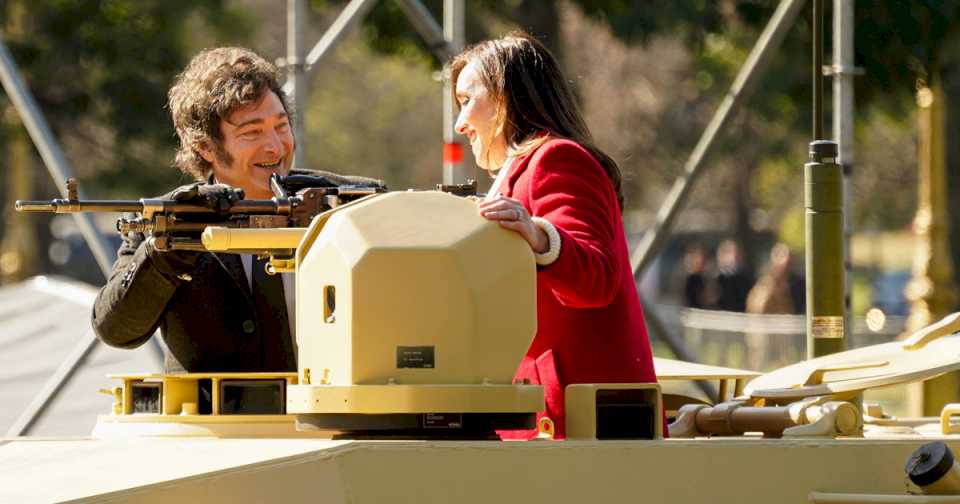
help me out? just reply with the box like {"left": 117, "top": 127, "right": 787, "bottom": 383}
{"left": 805, "top": 0, "right": 844, "bottom": 358}
{"left": 813, "top": 0, "right": 823, "bottom": 141}
{"left": 442, "top": 0, "right": 466, "bottom": 185}
{"left": 833, "top": 0, "right": 854, "bottom": 344}
{"left": 288, "top": 0, "right": 308, "bottom": 169}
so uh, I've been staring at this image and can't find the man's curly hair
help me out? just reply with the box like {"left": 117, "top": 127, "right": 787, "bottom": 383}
{"left": 168, "top": 47, "right": 291, "bottom": 180}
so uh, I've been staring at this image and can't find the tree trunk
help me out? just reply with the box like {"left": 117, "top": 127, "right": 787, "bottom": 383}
{"left": 0, "top": 115, "right": 39, "bottom": 284}
{"left": 733, "top": 116, "right": 759, "bottom": 278}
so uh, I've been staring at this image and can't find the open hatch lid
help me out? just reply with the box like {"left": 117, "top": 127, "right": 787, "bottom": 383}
{"left": 744, "top": 313, "right": 960, "bottom": 400}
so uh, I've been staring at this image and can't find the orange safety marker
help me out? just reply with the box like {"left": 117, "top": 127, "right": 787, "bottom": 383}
{"left": 443, "top": 142, "right": 464, "bottom": 164}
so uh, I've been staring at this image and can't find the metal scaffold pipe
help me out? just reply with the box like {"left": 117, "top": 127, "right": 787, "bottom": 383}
{"left": 832, "top": 0, "right": 855, "bottom": 345}
{"left": 813, "top": 0, "right": 823, "bottom": 141}
{"left": 441, "top": 0, "right": 465, "bottom": 185}
{"left": 288, "top": 0, "right": 308, "bottom": 169}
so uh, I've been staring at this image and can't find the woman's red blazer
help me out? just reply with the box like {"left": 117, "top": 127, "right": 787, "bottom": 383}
{"left": 498, "top": 138, "right": 658, "bottom": 439}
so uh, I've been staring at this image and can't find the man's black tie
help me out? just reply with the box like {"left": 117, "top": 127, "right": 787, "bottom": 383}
{"left": 251, "top": 256, "right": 295, "bottom": 371}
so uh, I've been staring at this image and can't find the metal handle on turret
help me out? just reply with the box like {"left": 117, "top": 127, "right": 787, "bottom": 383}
{"left": 902, "top": 312, "right": 960, "bottom": 351}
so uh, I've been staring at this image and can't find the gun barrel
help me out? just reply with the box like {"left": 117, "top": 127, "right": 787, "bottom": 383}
{"left": 229, "top": 200, "right": 286, "bottom": 213}
{"left": 15, "top": 198, "right": 288, "bottom": 215}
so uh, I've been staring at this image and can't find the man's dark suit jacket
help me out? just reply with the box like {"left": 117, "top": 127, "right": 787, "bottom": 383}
{"left": 92, "top": 169, "right": 381, "bottom": 373}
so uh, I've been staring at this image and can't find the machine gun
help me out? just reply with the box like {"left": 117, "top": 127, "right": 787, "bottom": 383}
{"left": 16, "top": 175, "right": 386, "bottom": 257}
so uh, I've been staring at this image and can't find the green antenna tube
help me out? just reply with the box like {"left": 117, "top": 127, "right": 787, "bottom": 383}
{"left": 806, "top": 140, "right": 845, "bottom": 358}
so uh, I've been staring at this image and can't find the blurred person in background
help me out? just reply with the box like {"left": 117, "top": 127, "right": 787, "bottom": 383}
{"left": 747, "top": 243, "right": 803, "bottom": 315}
{"left": 744, "top": 242, "right": 805, "bottom": 370}
{"left": 714, "top": 239, "right": 753, "bottom": 312}
{"left": 683, "top": 243, "right": 710, "bottom": 309}
{"left": 452, "top": 32, "right": 658, "bottom": 439}
{"left": 92, "top": 47, "right": 377, "bottom": 373}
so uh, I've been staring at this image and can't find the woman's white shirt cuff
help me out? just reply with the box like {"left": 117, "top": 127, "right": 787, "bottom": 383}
{"left": 531, "top": 216, "right": 561, "bottom": 266}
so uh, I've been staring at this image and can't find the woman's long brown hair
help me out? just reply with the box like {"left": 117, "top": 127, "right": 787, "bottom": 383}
{"left": 451, "top": 32, "right": 624, "bottom": 209}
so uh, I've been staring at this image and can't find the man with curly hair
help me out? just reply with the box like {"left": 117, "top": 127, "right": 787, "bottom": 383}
{"left": 93, "top": 47, "right": 377, "bottom": 373}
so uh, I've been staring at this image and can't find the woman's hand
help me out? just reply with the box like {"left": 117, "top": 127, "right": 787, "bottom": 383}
{"left": 478, "top": 195, "right": 549, "bottom": 253}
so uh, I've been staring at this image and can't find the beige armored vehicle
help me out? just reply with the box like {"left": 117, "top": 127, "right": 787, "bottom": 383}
{"left": 5, "top": 190, "right": 960, "bottom": 503}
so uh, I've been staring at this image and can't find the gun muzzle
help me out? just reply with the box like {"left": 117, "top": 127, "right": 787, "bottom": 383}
{"left": 15, "top": 200, "right": 57, "bottom": 212}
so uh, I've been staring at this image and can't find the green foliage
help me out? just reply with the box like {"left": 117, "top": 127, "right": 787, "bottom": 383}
{"left": 574, "top": 0, "right": 724, "bottom": 48}
{"left": 360, "top": 0, "right": 442, "bottom": 67}
{"left": 777, "top": 206, "right": 805, "bottom": 252}
{"left": 752, "top": 157, "right": 797, "bottom": 211}
{"left": 855, "top": 1, "right": 960, "bottom": 90}
{"left": 352, "top": 0, "right": 726, "bottom": 61}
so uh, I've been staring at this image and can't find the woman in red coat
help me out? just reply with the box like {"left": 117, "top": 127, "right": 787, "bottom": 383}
{"left": 451, "top": 32, "right": 659, "bottom": 439}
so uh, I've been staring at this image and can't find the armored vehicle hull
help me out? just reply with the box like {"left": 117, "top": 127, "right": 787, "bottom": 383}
{"left": 4, "top": 435, "right": 960, "bottom": 502}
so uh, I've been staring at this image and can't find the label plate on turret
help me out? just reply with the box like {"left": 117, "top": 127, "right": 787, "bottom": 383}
{"left": 397, "top": 346, "right": 435, "bottom": 368}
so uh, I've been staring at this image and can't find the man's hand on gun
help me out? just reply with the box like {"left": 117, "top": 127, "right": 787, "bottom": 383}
{"left": 170, "top": 183, "right": 245, "bottom": 214}
{"left": 149, "top": 184, "right": 248, "bottom": 275}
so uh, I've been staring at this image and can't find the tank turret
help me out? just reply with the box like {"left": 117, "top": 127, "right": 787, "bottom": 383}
{"left": 287, "top": 191, "right": 544, "bottom": 436}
